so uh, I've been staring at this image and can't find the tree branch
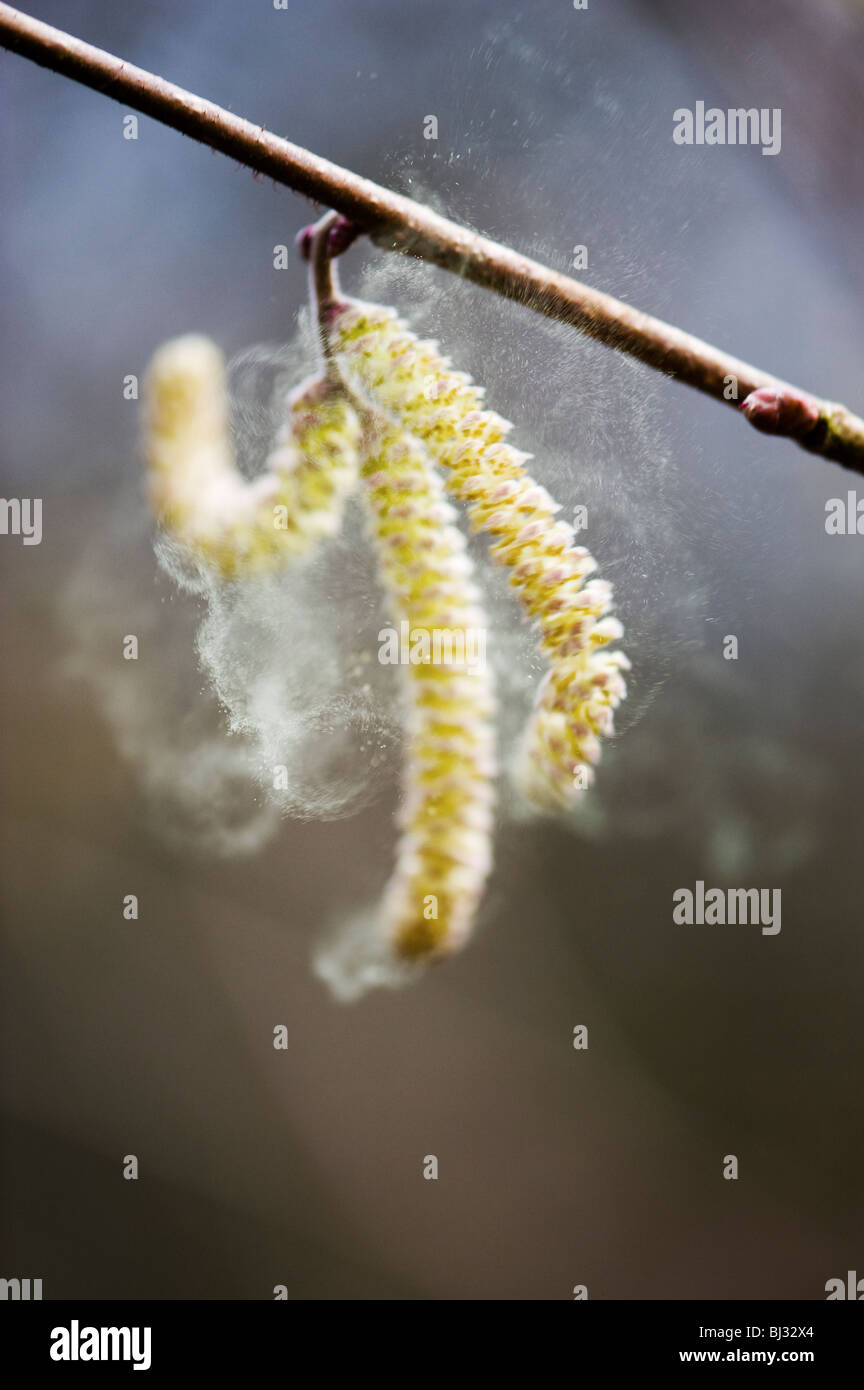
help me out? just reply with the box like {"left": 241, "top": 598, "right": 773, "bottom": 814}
{"left": 2, "top": 1, "right": 863, "bottom": 475}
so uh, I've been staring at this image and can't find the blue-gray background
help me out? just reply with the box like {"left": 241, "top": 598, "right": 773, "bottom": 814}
{"left": 1, "top": 0, "right": 862, "bottom": 1298}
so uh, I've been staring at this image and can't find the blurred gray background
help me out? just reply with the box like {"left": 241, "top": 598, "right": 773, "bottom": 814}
{"left": 1, "top": 0, "right": 863, "bottom": 1299}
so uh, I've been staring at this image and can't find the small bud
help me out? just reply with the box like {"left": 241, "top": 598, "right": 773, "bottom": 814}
{"left": 327, "top": 216, "right": 362, "bottom": 259}
{"left": 296, "top": 217, "right": 361, "bottom": 263}
{"left": 740, "top": 387, "right": 821, "bottom": 439}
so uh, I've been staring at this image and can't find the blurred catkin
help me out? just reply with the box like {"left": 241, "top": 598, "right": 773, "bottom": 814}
{"left": 144, "top": 334, "right": 361, "bottom": 578}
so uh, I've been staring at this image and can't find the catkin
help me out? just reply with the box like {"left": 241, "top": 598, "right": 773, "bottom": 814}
{"left": 329, "top": 301, "right": 629, "bottom": 810}
{"left": 144, "top": 330, "right": 496, "bottom": 963}
{"left": 361, "top": 420, "right": 496, "bottom": 959}
{"left": 144, "top": 334, "right": 361, "bottom": 578}
{"left": 142, "top": 266, "right": 633, "bottom": 992}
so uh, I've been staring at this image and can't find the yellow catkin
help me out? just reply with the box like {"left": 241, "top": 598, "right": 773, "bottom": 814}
{"left": 329, "top": 300, "right": 630, "bottom": 811}
{"left": 143, "top": 334, "right": 361, "bottom": 578}
{"left": 362, "top": 421, "right": 496, "bottom": 959}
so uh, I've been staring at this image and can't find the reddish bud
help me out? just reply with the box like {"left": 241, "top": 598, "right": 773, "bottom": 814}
{"left": 740, "top": 387, "right": 822, "bottom": 440}
{"left": 327, "top": 216, "right": 361, "bottom": 258}
{"left": 296, "top": 217, "right": 361, "bottom": 263}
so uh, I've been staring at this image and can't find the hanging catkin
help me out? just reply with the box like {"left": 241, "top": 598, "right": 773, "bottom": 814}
{"left": 141, "top": 217, "right": 632, "bottom": 992}
{"left": 328, "top": 299, "right": 629, "bottom": 810}
{"left": 360, "top": 418, "right": 496, "bottom": 960}
{"left": 144, "top": 334, "right": 361, "bottom": 578}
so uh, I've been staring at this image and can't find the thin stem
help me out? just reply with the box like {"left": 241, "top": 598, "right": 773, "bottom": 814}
{"left": 304, "top": 211, "right": 343, "bottom": 378}
{"left": 301, "top": 214, "right": 389, "bottom": 461}
{"left": 1, "top": 2, "right": 863, "bottom": 474}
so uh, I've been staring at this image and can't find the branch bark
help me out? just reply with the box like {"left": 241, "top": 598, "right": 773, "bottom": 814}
{"left": 2, "top": 1, "right": 863, "bottom": 475}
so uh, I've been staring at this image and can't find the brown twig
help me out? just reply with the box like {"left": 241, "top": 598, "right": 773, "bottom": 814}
{"left": 1, "top": 2, "right": 863, "bottom": 475}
